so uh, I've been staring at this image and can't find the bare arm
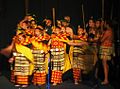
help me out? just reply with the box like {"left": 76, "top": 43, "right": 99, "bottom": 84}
{"left": 68, "top": 41, "right": 88, "bottom": 46}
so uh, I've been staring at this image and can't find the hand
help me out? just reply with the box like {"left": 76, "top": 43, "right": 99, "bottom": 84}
{"left": 8, "top": 57, "right": 14, "bottom": 63}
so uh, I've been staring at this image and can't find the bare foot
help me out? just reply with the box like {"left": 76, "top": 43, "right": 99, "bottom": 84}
{"left": 21, "top": 85, "right": 28, "bottom": 87}
{"left": 53, "top": 83, "right": 57, "bottom": 86}
{"left": 74, "top": 81, "right": 79, "bottom": 85}
{"left": 101, "top": 81, "right": 109, "bottom": 85}
{"left": 14, "top": 84, "right": 20, "bottom": 87}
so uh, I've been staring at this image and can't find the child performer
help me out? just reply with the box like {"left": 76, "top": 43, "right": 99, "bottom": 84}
{"left": 9, "top": 33, "right": 34, "bottom": 87}
{"left": 31, "top": 26, "right": 50, "bottom": 86}
{"left": 49, "top": 27, "right": 69, "bottom": 86}
{"left": 68, "top": 25, "right": 88, "bottom": 84}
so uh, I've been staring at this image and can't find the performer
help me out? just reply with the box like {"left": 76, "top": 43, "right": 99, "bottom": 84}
{"left": 61, "top": 19, "right": 74, "bottom": 39}
{"left": 94, "top": 18, "right": 103, "bottom": 79}
{"left": 87, "top": 18, "right": 101, "bottom": 67}
{"left": 31, "top": 26, "right": 50, "bottom": 86}
{"left": 8, "top": 15, "right": 35, "bottom": 87}
{"left": 9, "top": 33, "right": 34, "bottom": 87}
{"left": 68, "top": 26, "right": 88, "bottom": 84}
{"left": 99, "top": 20, "right": 114, "bottom": 85}
{"left": 49, "top": 27, "right": 69, "bottom": 86}
{"left": 64, "top": 16, "right": 76, "bottom": 34}
{"left": 44, "top": 19, "right": 53, "bottom": 36}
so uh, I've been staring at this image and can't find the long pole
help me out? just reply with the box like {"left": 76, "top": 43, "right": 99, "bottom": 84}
{"left": 82, "top": 4, "right": 85, "bottom": 30}
{"left": 101, "top": 0, "right": 104, "bottom": 32}
{"left": 110, "top": 3, "right": 113, "bottom": 20}
{"left": 52, "top": 8, "right": 56, "bottom": 29}
{"left": 25, "top": 0, "right": 29, "bottom": 15}
{"left": 102, "top": 0, "right": 104, "bottom": 19}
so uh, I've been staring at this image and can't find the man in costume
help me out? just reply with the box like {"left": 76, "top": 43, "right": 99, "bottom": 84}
{"left": 99, "top": 20, "right": 114, "bottom": 85}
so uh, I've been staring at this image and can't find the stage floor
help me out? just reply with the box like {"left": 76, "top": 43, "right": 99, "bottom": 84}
{"left": 0, "top": 73, "right": 115, "bottom": 89}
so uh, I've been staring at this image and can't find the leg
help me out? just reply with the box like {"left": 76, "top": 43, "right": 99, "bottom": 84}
{"left": 102, "top": 58, "right": 109, "bottom": 85}
{"left": 73, "top": 68, "right": 81, "bottom": 85}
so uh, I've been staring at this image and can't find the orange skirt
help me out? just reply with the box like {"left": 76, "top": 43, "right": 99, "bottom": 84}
{"left": 32, "top": 72, "right": 46, "bottom": 85}
{"left": 16, "top": 75, "right": 29, "bottom": 85}
{"left": 51, "top": 70, "right": 62, "bottom": 84}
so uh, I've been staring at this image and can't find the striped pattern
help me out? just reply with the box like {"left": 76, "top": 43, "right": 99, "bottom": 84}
{"left": 73, "top": 46, "right": 94, "bottom": 73}
{"left": 73, "top": 47, "right": 85, "bottom": 69}
{"left": 73, "top": 68, "right": 80, "bottom": 81}
{"left": 32, "top": 49, "right": 46, "bottom": 85}
{"left": 99, "top": 46, "right": 113, "bottom": 60}
{"left": 51, "top": 70, "right": 62, "bottom": 84}
{"left": 13, "top": 52, "right": 30, "bottom": 76}
{"left": 32, "top": 49, "right": 46, "bottom": 72}
{"left": 32, "top": 72, "right": 46, "bottom": 85}
{"left": 16, "top": 75, "right": 29, "bottom": 85}
{"left": 51, "top": 48, "right": 65, "bottom": 70}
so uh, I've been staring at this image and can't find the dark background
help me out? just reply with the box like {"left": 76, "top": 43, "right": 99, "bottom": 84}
{"left": 0, "top": 1, "right": 120, "bottom": 89}
{"left": 0, "top": 0, "right": 119, "bottom": 47}
{"left": 0, "top": 0, "right": 120, "bottom": 76}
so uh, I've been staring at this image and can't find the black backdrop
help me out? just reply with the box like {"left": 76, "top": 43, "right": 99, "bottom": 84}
{"left": 0, "top": 0, "right": 119, "bottom": 71}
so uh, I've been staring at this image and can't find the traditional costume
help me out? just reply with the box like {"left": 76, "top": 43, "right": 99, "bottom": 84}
{"left": 11, "top": 33, "right": 34, "bottom": 87}
{"left": 72, "top": 28, "right": 88, "bottom": 84}
{"left": 50, "top": 33, "right": 69, "bottom": 85}
{"left": 31, "top": 28, "right": 50, "bottom": 85}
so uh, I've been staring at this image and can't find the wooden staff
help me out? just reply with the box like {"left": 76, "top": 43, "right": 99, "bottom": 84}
{"left": 110, "top": 3, "right": 113, "bottom": 20}
{"left": 52, "top": 8, "right": 56, "bottom": 29}
{"left": 102, "top": 0, "right": 104, "bottom": 19}
{"left": 25, "top": 0, "right": 29, "bottom": 15}
{"left": 101, "top": 0, "right": 104, "bottom": 31}
{"left": 82, "top": 4, "right": 85, "bottom": 30}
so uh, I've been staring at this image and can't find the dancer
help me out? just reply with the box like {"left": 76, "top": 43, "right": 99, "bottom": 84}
{"left": 68, "top": 25, "right": 88, "bottom": 84}
{"left": 99, "top": 20, "right": 114, "bottom": 85}
{"left": 31, "top": 26, "right": 50, "bottom": 86}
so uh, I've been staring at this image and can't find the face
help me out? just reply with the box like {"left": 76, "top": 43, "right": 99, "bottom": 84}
{"left": 61, "top": 21, "right": 68, "bottom": 27}
{"left": 77, "top": 28, "right": 84, "bottom": 35}
{"left": 55, "top": 27, "right": 60, "bottom": 34}
{"left": 18, "top": 35, "right": 25, "bottom": 42}
{"left": 34, "top": 29, "right": 41, "bottom": 36}
{"left": 20, "top": 22, "right": 28, "bottom": 29}
{"left": 27, "top": 16, "right": 33, "bottom": 21}
{"left": 57, "top": 20, "right": 61, "bottom": 27}
{"left": 31, "top": 20, "right": 37, "bottom": 28}
{"left": 64, "top": 16, "right": 70, "bottom": 22}
{"left": 89, "top": 19, "right": 95, "bottom": 28}
{"left": 95, "top": 21, "right": 101, "bottom": 28}
{"left": 46, "top": 20, "right": 52, "bottom": 26}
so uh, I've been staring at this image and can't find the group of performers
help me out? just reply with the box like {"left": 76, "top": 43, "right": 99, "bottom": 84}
{"left": 0, "top": 15, "right": 114, "bottom": 87}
